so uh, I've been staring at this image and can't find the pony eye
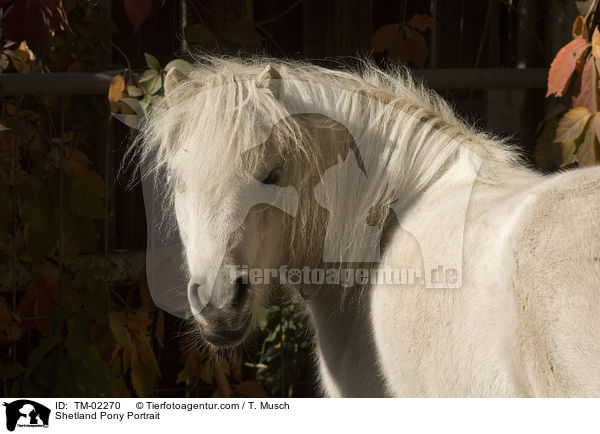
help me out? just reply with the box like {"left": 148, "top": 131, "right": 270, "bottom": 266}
{"left": 261, "top": 167, "right": 281, "bottom": 185}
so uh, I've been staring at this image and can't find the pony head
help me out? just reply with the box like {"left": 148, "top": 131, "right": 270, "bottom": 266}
{"left": 139, "top": 62, "right": 373, "bottom": 348}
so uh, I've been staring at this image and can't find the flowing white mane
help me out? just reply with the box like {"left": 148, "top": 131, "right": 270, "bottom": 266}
{"left": 131, "top": 56, "right": 533, "bottom": 261}
{"left": 133, "top": 55, "right": 528, "bottom": 188}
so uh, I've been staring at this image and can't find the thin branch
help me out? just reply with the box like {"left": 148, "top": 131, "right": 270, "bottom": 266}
{"left": 494, "top": 0, "right": 547, "bottom": 60}
{"left": 584, "top": 0, "right": 599, "bottom": 25}
{"left": 110, "top": 42, "right": 133, "bottom": 81}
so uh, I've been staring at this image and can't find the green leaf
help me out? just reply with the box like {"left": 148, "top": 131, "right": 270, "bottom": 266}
{"left": 139, "top": 69, "right": 162, "bottom": 94}
{"left": 144, "top": 53, "right": 161, "bottom": 70}
{"left": 127, "top": 85, "right": 143, "bottom": 97}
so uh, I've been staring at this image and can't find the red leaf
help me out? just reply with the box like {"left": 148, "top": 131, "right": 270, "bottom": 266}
{"left": 572, "top": 55, "right": 598, "bottom": 111}
{"left": 554, "top": 107, "right": 591, "bottom": 143}
{"left": 124, "top": 0, "right": 152, "bottom": 33}
{"left": 547, "top": 38, "right": 590, "bottom": 98}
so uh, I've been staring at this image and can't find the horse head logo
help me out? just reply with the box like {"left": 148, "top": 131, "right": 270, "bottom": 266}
{"left": 3, "top": 400, "right": 51, "bottom": 432}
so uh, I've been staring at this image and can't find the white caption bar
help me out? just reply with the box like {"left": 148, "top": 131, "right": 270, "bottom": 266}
{"left": 1, "top": 398, "right": 598, "bottom": 434}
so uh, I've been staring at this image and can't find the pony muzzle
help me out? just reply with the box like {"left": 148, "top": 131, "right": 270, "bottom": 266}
{"left": 187, "top": 272, "right": 252, "bottom": 347}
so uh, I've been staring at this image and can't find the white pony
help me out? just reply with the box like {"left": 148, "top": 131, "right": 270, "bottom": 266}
{"left": 133, "top": 56, "right": 600, "bottom": 397}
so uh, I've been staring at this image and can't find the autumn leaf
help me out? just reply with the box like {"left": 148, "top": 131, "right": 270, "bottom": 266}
{"left": 547, "top": 38, "right": 590, "bottom": 97}
{"left": 408, "top": 14, "right": 437, "bottom": 32}
{"left": 555, "top": 107, "right": 592, "bottom": 142}
{"left": 127, "top": 310, "right": 152, "bottom": 333}
{"left": 592, "top": 28, "right": 600, "bottom": 58}
{"left": 130, "top": 337, "right": 157, "bottom": 397}
{"left": 124, "top": 0, "right": 152, "bottom": 33}
{"left": 572, "top": 55, "right": 598, "bottom": 111}
{"left": 572, "top": 15, "right": 588, "bottom": 39}
{"left": 109, "top": 311, "right": 131, "bottom": 350}
{"left": 133, "top": 332, "right": 160, "bottom": 378}
{"left": 108, "top": 74, "right": 125, "bottom": 113}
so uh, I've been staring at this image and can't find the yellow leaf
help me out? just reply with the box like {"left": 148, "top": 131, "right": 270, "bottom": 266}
{"left": 592, "top": 28, "right": 600, "bottom": 58}
{"left": 129, "top": 337, "right": 157, "bottom": 397}
{"left": 127, "top": 310, "right": 152, "bottom": 333}
{"left": 554, "top": 107, "right": 592, "bottom": 143}
{"left": 561, "top": 141, "right": 577, "bottom": 167}
{"left": 108, "top": 74, "right": 125, "bottom": 113}
{"left": 133, "top": 332, "right": 161, "bottom": 378}
{"left": 109, "top": 311, "right": 131, "bottom": 350}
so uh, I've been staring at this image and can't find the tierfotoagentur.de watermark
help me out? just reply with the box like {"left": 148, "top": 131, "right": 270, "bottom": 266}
{"left": 229, "top": 265, "right": 460, "bottom": 288}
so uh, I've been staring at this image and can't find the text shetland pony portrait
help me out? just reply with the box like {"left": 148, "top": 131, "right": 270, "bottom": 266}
{"left": 131, "top": 57, "right": 600, "bottom": 397}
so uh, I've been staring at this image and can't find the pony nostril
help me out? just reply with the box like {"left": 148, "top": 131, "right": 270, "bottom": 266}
{"left": 231, "top": 276, "right": 250, "bottom": 309}
{"left": 188, "top": 281, "right": 208, "bottom": 314}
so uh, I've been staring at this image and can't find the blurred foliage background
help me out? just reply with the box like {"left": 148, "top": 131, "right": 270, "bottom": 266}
{"left": 0, "top": 0, "right": 593, "bottom": 397}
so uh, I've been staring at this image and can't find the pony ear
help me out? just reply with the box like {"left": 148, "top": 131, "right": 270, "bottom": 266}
{"left": 164, "top": 68, "right": 189, "bottom": 106}
{"left": 256, "top": 65, "right": 282, "bottom": 99}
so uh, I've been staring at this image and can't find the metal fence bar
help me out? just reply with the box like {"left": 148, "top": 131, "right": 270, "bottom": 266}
{"left": 0, "top": 69, "right": 549, "bottom": 95}
{"left": 0, "top": 73, "right": 116, "bottom": 95}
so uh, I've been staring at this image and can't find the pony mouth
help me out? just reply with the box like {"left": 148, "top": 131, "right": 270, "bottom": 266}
{"left": 201, "top": 314, "right": 252, "bottom": 347}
